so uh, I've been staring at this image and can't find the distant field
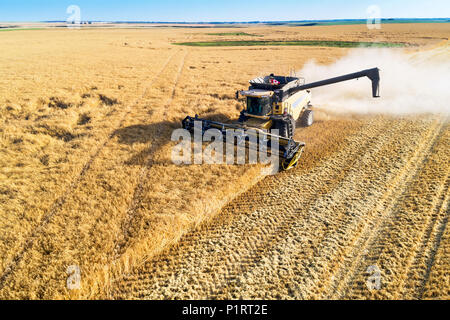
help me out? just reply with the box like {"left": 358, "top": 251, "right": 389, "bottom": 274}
{"left": 175, "top": 40, "right": 407, "bottom": 48}
{"left": 0, "top": 28, "right": 45, "bottom": 32}
{"left": 1, "top": 18, "right": 448, "bottom": 31}
{"left": 207, "top": 32, "right": 258, "bottom": 36}
{"left": 287, "top": 18, "right": 450, "bottom": 27}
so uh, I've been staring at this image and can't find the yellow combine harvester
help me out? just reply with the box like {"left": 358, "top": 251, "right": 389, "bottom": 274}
{"left": 183, "top": 68, "right": 380, "bottom": 170}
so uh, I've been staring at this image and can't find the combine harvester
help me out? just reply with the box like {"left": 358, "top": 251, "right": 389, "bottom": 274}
{"left": 183, "top": 68, "right": 380, "bottom": 170}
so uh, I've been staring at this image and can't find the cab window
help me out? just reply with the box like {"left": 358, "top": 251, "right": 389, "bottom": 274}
{"left": 246, "top": 97, "right": 271, "bottom": 116}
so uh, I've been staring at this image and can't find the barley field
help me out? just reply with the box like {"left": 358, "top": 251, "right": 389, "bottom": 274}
{"left": 0, "top": 23, "right": 448, "bottom": 299}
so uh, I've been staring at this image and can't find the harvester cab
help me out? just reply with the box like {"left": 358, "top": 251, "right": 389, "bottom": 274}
{"left": 237, "top": 74, "right": 313, "bottom": 137}
{"left": 182, "top": 68, "right": 380, "bottom": 171}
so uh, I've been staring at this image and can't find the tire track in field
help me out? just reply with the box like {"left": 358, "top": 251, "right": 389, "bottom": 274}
{"left": 112, "top": 51, "right": 188, "bottom": 261}
{"left": 382, "top": 124, "right": 449, "bottom": 299}
{"left": 110, "top": 117, "right": 406, "bottom": 299}
{"left": 0, "top": 51, "right": 178, "bottom": 289}
{"left": 208, "top": 119, "right": 410, "bottom": 299}
{"left": 410, "top": 178, "right": 449, "bottom": 299}
{"left": 213, "top": 118, "right": 432, "bottom": 299}
{"left": 421, "top": 186, "right": 450, "bottom": 299}
{"left": 112, "top": 116, "right": 445, "bottom": 300}
{"left": 336, "top": 121, "right": 448, "bottom": 299}
{"left": 296, "top": 120, "right": 444, "bottom": 299}
{"left": 324, "top": 118, "right": 445, "bottom": 299}
{"left": 396, "top": 127, "right": 449, "bottom": 299}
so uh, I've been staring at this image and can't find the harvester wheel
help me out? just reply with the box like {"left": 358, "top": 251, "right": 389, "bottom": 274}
{"left": 301, "top": 109, "right": 314, "bottom": 127}
{"left": 274, "top": 116, "right": 295, "bottom": 139}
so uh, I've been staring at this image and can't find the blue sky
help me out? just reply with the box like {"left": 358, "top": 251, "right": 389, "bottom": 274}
{"left": 0, "top": 0, "right": 449, "bottom": 22}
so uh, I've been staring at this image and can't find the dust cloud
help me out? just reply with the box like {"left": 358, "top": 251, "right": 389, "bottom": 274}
{"left": 299, "top": 47, "right": 450, "bottom": 115}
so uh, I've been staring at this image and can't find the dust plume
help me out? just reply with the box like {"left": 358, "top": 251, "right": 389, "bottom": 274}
{"left": 299, "top": 46, "right": 450, "bottom": 115}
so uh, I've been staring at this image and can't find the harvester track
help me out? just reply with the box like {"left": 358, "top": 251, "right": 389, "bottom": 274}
{"left": 112, "top": 51, "right": 189, "bottom": 260}
{"left": 324, "top": 118, "right": 447, "bottom": 299}
{"left": 337, "top": 120, "right": 449, "bottom": 299}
